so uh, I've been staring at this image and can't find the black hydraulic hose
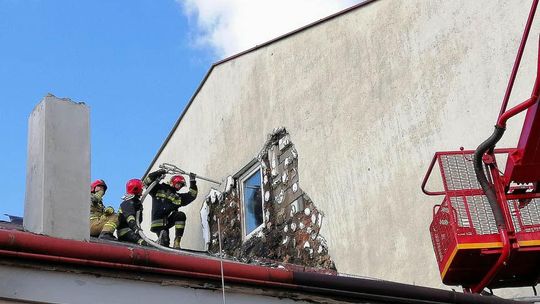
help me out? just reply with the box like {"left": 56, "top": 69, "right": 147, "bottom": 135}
{"left": 473, "top": 126, "right": 506, "bottom": 228}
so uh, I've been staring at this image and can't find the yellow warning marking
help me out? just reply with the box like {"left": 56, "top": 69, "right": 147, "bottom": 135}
{"left": 440, "top": 242, "right": 503, "bottom": 280}
{"left": 518, "top": 240, "right": 540, "bottom": 247}
{"left": 441, "top": 246, "right": 458, "bottom": 280}
{"left": 457, "top": 242, "right": 503, "bottom": 250}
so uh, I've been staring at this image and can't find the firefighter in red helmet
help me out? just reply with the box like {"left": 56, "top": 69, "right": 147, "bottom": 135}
{"left": 116, "top": 179, "right": 148, "bottom": 246}
{"left": 89, "top": 179, "right": 118, "bottom": 240}
{"left": 144, "top": 169, "right": 197, "bottom": 249}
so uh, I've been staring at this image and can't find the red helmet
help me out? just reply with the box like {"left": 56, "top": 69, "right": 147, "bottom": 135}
{"left": 170, "top": 175, "right": 186, "bottom": 188}
{"left": 91, "top": 179, "right": 107, "bottom": 193}
{"left": 126, "top": 179, "right": 143, "bottom": 195}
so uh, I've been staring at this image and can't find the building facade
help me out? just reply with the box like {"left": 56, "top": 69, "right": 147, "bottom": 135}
{"left": 142, "top": 0, "right": 539, "bottom": 296}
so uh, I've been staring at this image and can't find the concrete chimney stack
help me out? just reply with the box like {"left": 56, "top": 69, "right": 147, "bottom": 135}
{"left": 24, "top": 94, "right": 90, "bottom": 240}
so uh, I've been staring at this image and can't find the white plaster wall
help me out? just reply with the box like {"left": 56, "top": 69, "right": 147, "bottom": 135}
{"left": 24, "top": 95, "right": 90, "bottom": 240}
{"left": 144, "top": 0, "right": 540, "bottom": 296}
{"left": 0, "top": 265, "right": 312, "bottom": 304}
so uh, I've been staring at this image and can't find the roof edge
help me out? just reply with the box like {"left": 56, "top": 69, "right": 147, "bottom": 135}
{"left": 0, "top": 229, "right": 518, "bottom": 304}
{"left": 143, "top": 0, "right": 380, "bottom": 177}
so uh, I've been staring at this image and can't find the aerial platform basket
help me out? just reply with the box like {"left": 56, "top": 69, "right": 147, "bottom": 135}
{"left": 423, "top": 150, "right": 540, "bottom": 291}
{"left": 419, "top": 0, "right": 540, "bottom": 294}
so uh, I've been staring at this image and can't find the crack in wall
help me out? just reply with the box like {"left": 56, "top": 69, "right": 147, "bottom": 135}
{"left": 200, "top": 128, "right": 336, "bottom": 272}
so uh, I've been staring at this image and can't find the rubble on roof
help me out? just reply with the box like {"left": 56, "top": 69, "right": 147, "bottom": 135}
{"left": 200, "top": 128, "right": 336, "bottom": 272}
{"left": 4, "top": 214, "right": 23, "bottom": 225}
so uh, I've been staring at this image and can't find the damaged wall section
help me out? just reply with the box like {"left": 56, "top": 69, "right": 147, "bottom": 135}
{"left": 200, "top": 128, "right": 335, "bottom": 271}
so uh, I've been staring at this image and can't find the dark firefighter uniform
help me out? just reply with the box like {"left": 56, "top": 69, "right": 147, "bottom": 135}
{"left": 117, "top": 194, "right": 148, "bottom": 246}
{"left": 144, "top": 170, "right": 198, "bottom": 248}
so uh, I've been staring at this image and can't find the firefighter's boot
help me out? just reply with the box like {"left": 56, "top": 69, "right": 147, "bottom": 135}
{"left": 173, "top": 236, "right": 182, "bottom": 249}
{"left": 99, "top": 231, "right": 117, "bottom": 241}
{"left": 158, "top": 230, "right": 170, "bottom": 247}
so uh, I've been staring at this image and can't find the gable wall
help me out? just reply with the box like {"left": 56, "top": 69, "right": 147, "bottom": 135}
{"left": 144, "top": 0, "right": 539, "bottom": 295}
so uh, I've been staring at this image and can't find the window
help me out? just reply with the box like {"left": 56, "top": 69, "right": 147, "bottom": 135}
{"left": 239, "top": 164, "right": 264, "bottom": 239}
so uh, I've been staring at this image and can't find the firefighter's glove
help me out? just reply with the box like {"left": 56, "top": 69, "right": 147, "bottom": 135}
{"left": 189, "top": 172, "right": 197, "bottom": 182}
{"left": 149, "top": 169, "right": 167, "bottom": 180}
{"left": 104, "top": 206, "right": 114, "bottom": 215}
{"left": 137, "top": 239, "right": 148, "bottom": 246}
{"left": 93, "top": 190, "right": 105, "bottom": 201}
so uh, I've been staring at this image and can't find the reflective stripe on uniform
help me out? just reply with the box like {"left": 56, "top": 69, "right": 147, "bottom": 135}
{"left": 173, "top": 237, "right": 181, "bottom": 249}
{"left": 127, "top": 215, "right": 136, "bottom": 223}
{"left": 104, "top": 222, "right": 117, "bottom": 229}
{"left": 189, "top": 189, "right": 197, "bottom": 196}
{"left": 89, "top": 216, "right": 99, "bottom": 220}
{"left": 118, "top": 228, "right": 131, "bottom": 237}
{"left": 156, "top": 192, "right": 182, "bottom": 205}
{"left": 175, "top": 222, "right": 185, "bottom": 229}
{"left": 151, "top": 219, "right": 166, "bottom": 228}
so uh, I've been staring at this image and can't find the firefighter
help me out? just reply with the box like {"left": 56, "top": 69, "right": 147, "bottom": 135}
{"left": 117, "top": 179, "right": 148, "bottom": 246}
{"left": 90, "top": 179, "right": 118, "bottom": 240}
{"left": 144, "top": 169, "right": 198, "bottom": 249}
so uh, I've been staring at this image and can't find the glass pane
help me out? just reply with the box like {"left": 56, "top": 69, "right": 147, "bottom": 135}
{"left": 243, "top": 169, "right": 263, "bottom": 235}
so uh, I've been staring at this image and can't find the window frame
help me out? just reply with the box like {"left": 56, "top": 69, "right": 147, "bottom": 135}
{"left": 238, "top": 162, "right": 265, "bottom": 241}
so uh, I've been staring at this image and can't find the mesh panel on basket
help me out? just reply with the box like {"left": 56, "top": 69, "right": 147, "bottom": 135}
{"left": 449, "top": 196, "right": 470, "bottom": 229}
{"left": 509, "top": 198, "right": 540, "bottom": 232}
{"left": 438, "top": 153, "right": 499, "bottom": 235}
{"left": 467, "top": 195, "right": 498, "bottom": 235}
{"left": 431, "top": 203, "right": 453, "bottom": 263}
{"left": 440, "top": 154, "right": 481, "bottom": 191}
{"left": 450, "top": 195, "right": 498, "bottom": 235}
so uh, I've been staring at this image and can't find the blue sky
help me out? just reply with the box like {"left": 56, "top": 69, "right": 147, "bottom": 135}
{"left": 0, "top": 0, "right": 358, "bottom": 219}
{"left": 0, "top": 1, "right": 215, "bottom": 217}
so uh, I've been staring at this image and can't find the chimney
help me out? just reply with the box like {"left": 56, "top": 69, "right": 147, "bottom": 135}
{"left": 24, "top": 94, "right": 90, "bottom": 240}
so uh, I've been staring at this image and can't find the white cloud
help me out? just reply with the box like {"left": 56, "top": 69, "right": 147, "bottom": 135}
{"left": 180, "top": 0, "right": 362, "bottom": 58}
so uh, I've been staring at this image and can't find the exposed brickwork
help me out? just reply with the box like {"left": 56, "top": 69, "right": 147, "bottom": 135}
{"left": 201, "top": 128, "right": 335, "bottom": 271}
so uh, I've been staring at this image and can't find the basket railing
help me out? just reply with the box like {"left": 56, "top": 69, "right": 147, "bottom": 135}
{"left": 427, "top": 149, "right": 540, "bottom": 259}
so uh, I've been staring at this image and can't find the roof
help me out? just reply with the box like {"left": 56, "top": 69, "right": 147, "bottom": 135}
{"left": 0, "top": 224, "right": 520, "bottom": 303}
{"left": 143, "top": 0, "right": 380, "bottom": 177}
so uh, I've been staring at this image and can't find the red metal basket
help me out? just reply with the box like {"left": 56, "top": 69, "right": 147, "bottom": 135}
{"left": 424, "top": 150, "right": 540, "bottom": 288}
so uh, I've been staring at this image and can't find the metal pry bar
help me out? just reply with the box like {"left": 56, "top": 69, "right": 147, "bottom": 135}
{"left": 135, "top": 178, "right": 210, "bottom": 255}
{"left": 134, "top": 164, "right": 221, "bottom": 250}
{"left": 159, "top": 162, "right": 221, "bottom": 185}
{"left": 159, "top": 163, "right": 186, "bottom": 175}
